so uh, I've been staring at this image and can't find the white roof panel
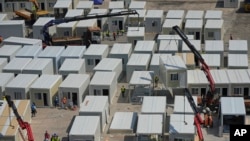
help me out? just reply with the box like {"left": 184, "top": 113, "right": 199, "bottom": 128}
{"left": 0, "top": 20, "right": 24, "bottom": 25}
{"left": 169, "top": 114, "right": 195, "bottom": 134}
{"left": 38, "top": 47, "right": 65, "bottom": 57}
{"left": 110, "top": 112, "right": 137, "bottom": 130}
{"left": 127, "top": 27, "right": 145, "bottom": 37}
{"left": 201, "top": 54, "right": 221, "bottom": 67}
{"left": 0, "top": 45, "right": 22, "bottom": 56}
{"left": 59, "top": 74, "right": 90, "bottom": 88}
{"left": 136, "top": 114, "right": 163, "bottom": 134}
{"left": 205, "top": 40, "right": 224, "bottom": 52}
{"left": 174, "top": 95, "right": 198, "bottom": 114}
{"left": 76, "top": 1, "right": 93, "bottom": 9}
{"left": 166, "top": 10, "right": 185, "bottom": 19}
{"left": 182, "top": 40, "right": 201, "bottom": 52}
{"left": 157, "top": 34, "right": 194, "bottom": 40}
{"left": 205, "top": 20, "right": 223, "bottom": 29}
{"left": 160, "top": 55, "right": 187, "bottom": 70}
{"left": 141, "top": 96, "right": 166, "bottom": 114}
{"left": 65, "top": 9, "right": 84, "bottom": 17}
{"left": 3, "top": 58, "right": 32, "bottom": 71}
{"left": 210, "top": 70, "right": 230, "bottom": 84}
{"left": 59, "top": 59, "right": 85, "bottom": 71}
{"left": 53, "top": 0, "right": 72, "bottom": 8}
{"left": 76, "top": 19, "right": 96, "bottom": 27}
{"left": 60, "top": 46, "right": 86, "bottom": 58}
{"left": 226, "top": 69, "right": 250, "bottom": 83}
{"left": 146, "top": 10, "right": 164, "bottom": 18}
{"left": 134, "top": 40, "right": 155, "bottom": 52}
{"left": 80, "top": 96, "right": 108, "bottom": 112}
{"left": 57, "top": 21, "right": 77, "bottom": 28}
{"left": 94, "top": 58, "right": 122, "bottom": 71}
{"left": 6, "top": 74, "right": 38, "bottom": 88}
{"left": 129, "top": 1, "right": 146, "bottom": 9}
{"left": 228, "top": 54, "right": 248, "bottom": 68}
{"left": 69, "top": 116, "right": 99, "bottom": 135}
{"left": 84, "top": 44, "right": 108, "bottom": 55}
{"left": 33, "top": 17, "right": 54, "bottom": 26}
{"left": 187, "top": 70, "right": 208, "bottom": 84}
{"left": 129, "top": 71, "right": 153, "bottom": 85}
{"left": 204, "top": 10, "right": 223, "bottom": 19}
{"left": 185, "top": 10, "right": 204, "bottom": 19}
{"left": 110, "top": 9, "right": 128, "bottom": 17}
{"left": 30, "top": 74, "right": 62, "bottom": 89}
{"left": 162, "top": 19, "right": 182, "bottom": 28}
{"left": 23, "top": 58, "right": 52, "bottom": 71}
{"left": 89, "top": 9, "right": 108, "bottom": 15}
{"left": 0, "top": 73, "right": 14, "bottom": 88}
{"left": 185, "top": 19, "right": 203, "bottom": 28}
{"left": 229, "top": 40, "right": 248, "bottom": 52}
{"left": 90, "top": 71, "right": 116, "bottom": 85}
{"left": 159, "top": 40, "right": 178, "bottom": 52}
{"left": 15, "top": 45, "right": 42, "bottom": 58}
{"left": 127, "top": 53, "right": 151, "bottom": 66}
{"left": 129, "top": 10, "right": 146, "bottom": 18}
{"left": 109, "top": 1, "right": 124, "bottom": 9}
{"left": 221, "top": 97, "right": 245, "bottom": 115}
{"left": 3, "top": 37, "right": 42, "bottom": 46}
{"left": 110, "top": 43, "right": 132, "bottom": 54}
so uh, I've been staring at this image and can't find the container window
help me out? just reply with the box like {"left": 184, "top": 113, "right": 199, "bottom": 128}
{"left": 20, "top": 3, "right": 25, "bottom": 8}
{"left": 191, "top": 88, "right": 199, "bottom": 95}
{"left": 233, "top": 88, "right": 242, "bottom": 95}
{"left": 35, "top": 93, "right": 42, "bottom": 100}
{"left": 87, "top": 59, "right": 93, "bottom": 65}
{"left": 170, "top": 73, "right": 178, "bottom": 81}
{"left": 208, "top": 32, "right": 214, "bottom": 38}
{"left": 64, "top": 31, "right": 69, "bottom": 36}
{"left": 14, "top": 92, "right": 22, "bottom": 99}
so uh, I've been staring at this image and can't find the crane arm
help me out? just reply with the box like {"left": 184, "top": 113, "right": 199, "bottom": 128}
{"left": 5, "top": 95, "right": 35, "bottom": 141}
{"left": 42, "top": 10, "right": 139, "bottom": 45}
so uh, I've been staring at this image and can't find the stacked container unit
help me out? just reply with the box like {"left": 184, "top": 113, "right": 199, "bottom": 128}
{"left": 79, "top": 96, "right": 110, "bottom": 133}
{"left": 75, "top": 1, "right": 93, "bottom": 15}
{"left": 150, "top": 54, "right": 172, "bottom": 77}
{"left": 228, "top": 54, "right": 248, "bottom": 69}
{"left": 134, "top": 40, "right": 156, "bottom": 55}
{"left": 59, "top": 59, "right": 86, "bottom": 78}
{"left": 184, "top": 10, "right": 204, "bottom": 23}
{"left": 211, "top": 70, "right": 230, "bottom": 96}
{"left": 93, "top": 58, "right": 123, "bottom": 81}
{"left": 59, "top": 74, "right": 90, "bottom": 107}
{"left": 204, "top": 10, "right": 223, "bottom": 23}
{"left": 38, "top": 46, "right": 65, "bottom": 74}
{"left": 0, "top": 58, "right": 7, "bottom": 72}
{"left": 83, "top": 44, "right": 109, "bottom": 72}
{"left": 128, "top": 1, "right": 146, "bottom": 10}
{"left": 173, "top": 95, "right": 198, "bottom": 115}
{"left": 128, "top": 10, "right": 146, "bottom": 27}
{"left": 33, "top": 17, "right": 56, "bottom": 40}
{"left": 2, "top": 58, "right": 32, "bottom": 76}
{"left": 204, "top": 20, "right": 224, "bottom": 40}
{"left": 201, "top": 54, "right": 221, "bottom": 69}
{"left": 158, "top": 40, "right": 179, "bottom": 55}
{"left": 228, "top": 40, "right": 248, "bottom": 54}
{"left": 5, "top": 74, "right": 38, "bottom": 100}
{"left": 88, "top": 9, "right": 109, "bottom": 30}
{"left": 175, "top": 53, "right": 196, "bottom": 69}
{"left": 75, "top": 19, "right": 97, "bottom": 37}
{"left": 109, "top": 43, "right": 133, "bottom": 71}
{"left": 3, "top": 37, "right": 43, "bottom": 46}
{"left": 184, "top": 19, "right": 203, "bottom": 41}
{"left": 162, "top": 19, "right": 183, "bottom": 34}
{"left": 127, "top": 27, "right": 145, "bottom": 47}
{"left": 60, "top": 46, "right": 86, "bottom": 64}
{"left": 145, "top": 10, "right": 164, "bottom": 33}
{"left": 0, "top": 73, "right": 14, "bottom": 99}
{"left": 89, "top": 71, "right": 117, "bottom": 104}
{"left": 0, "top": 45, "right": 22, "bottom": 62}
{"left": 22, "top": 58, "right": 54, "bottom": 75}
{"left": 181, "top": 40, "right": 201, "bottom": 67}
{"left": 204, "top": 40, "right": 224, "bottom": 68}
{"left": 30, "top": 74, "right": 62, "bottom": 107}
{"left": 56, "top": 9, "right": 84, "bottom": 38}
{"left": 0, "top": 20, "right": 25, "bottom": 38}
{"left": 15, "top": 45, "right": 43, "bottom": 59}
{"left": 108, "top": 1, "right": 124, "bottom": 11}
{"left": 108, "top": 9, "right": 128, "bottom": 32}
{"left": 166, "top": 10, "right": 185, "bottom": 20}
{"left": 126, "top": 53, "right": 151, "bottom": 82}
{"left": 53, "top": 0, "right": 72, "bottom": 18}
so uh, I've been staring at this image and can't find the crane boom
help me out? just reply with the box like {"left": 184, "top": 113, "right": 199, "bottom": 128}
{"left": 5, "top": 95, "right": 34, "bottom": 141}
{"left": 42, "top": 10, "right": 139, "bottom": 45}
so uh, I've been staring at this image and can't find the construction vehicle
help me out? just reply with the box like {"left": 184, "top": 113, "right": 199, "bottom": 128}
{"left": 42, "top": 10, "right": 139, "bottom": 47}
{"left": 172, "top": 26, "right": 218, "bottom": 141}
{"left": 5, "top": 95, "right": 34, "bottom": 141}
{"left": 244, "top": 0, "right": 250, "bottom": 12}
{"left": 15, "top": 0, "right": 49, "bottom": 22}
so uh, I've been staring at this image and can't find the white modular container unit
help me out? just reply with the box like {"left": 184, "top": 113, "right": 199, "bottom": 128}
{"left": 158, "top": 40, "right": 179, "bottom": 54}
{"left": 93, "top": 58, "right": 122, "bottom": 81}
{"left": 166, "top": 10, "right": 185, "bottom": 20}
{"left": 69, "top": 116, "right": 100, "bottom": 141}
{"left": 211, "top": 70, "right": 230, "bottom": 96}
{"left": 159, "top": 55, "right": 187, "bottom": 88}
{"left": 5, "top": 74, "right": 38, "bottom": 100}
{"left": 108, "top": 9, "right": 128, "bottom": 32}
{"left": 60, "top": 46, "right": 86, "bottom": 64}
{"left": 3, "top": 37, "right": 43, "bottom": 46}
{"left": 204, "top": 20, "right": 224, "bottom": 40}
{"left": 223, "top": 0, "right": 240, "bottom": 8}
{"left": 79, "top": 96, "right": 109, "bottom": 133}
{"left": 204, "top": 40, "right": 224, "bottom": 67}
{"left": 0, "top": 45, "right": 22, "bottom": 62}
{"left": 109, "top": 112, "right": 137, "bottom": 134}
{"left": 173, "top": 95, "right": 198, "bottom": 114}
{"left": 59, "top": 59, "right": 85, "bottom": 78}
{"left": 83, "top": 44, "right": 109, "bottom": 72}
{"left": 0, "top": 13, "right": 8, "bottom": 21}
{"left": 169, "top": 114, "right": 196, "bottom": 141}
{"left": 175, "top": 53, "right": 195, "bottom": 69}
{"left": 59, "top": 74, "right": 90, "bottom": 107}
{"left": 184, "top": 19, "right": 203, "bottom": 40}
{"left": 88, "top": 9, "right": 109, "bottom": 30}
{"left": 0, "top": 58, "right": 7, "bottom": 72}
{"left": 75, "top": 1, "right": 93, "bottom": 15}
{"left": 109, "top": 43, "right": 133, "bottom": 71}
{"left": 129, "top": 1, "right": 146, "bottom": 10}
{"left": 116, "top": 0, "right": 132, "bottom": 9}
{"left": 30, "top": 74, "right": 62, "bottom": 107}
{"left": 46, "top": 0, "right": 57, "bottom": 12}
{"left": 38, "top": 46, "right": 65, "bottom": 74}
{"left": 75, "top": 19, "right": 97, "bottom": 37}
{"left": 201, "top": 54, "right": 221, "bottom": 69}
{"left": 162, "top": 19, "right": 183, "bottom": 34}
{"left": 33, "top": 17, "right": 56, "bottom": 40}
{"left": 0, "top": 73, "right": 14, "bottom": 99}
{"left": 109, "top": 1, "right": 124, "bottom": 11}
{"left": 15, "top": 45, "right": 43, "bottom": 59}
{"left": 128, "top": 10, "right": 146, "bottom": 27}
{"left": 134, "top": 40, "right": 156, "bottom": 55}
{"left": 136, "top": 114, "right": 163, "bottom": 141}
{"left": 65, "top": 9, "right": 84, "bottom": 18}
{"left": 129, "top": 71, "right": 154, "bottom": 103}
{"left": 145, "top": 10, "right": 164, "bottom": 33}
{"left": 0, "top": 20, "right": 25, "bottom": 38}
{"left": 89, "top": 72, "right": 117, "bottom": 104}
{"left": 53, "top": 0, "right": 72, "bottom": 18}
{"left": 181, "top": 40, "right": 201, "bottom": 53}
{"left": 228, "top": 54, "right": 248, "bottom": 69}
{"left": 22, "top": 58, "right": 54, "bottom": 75}
{"left": 126, "top": 53, "right": 151, "bottom": 82}
{"left": 150, "top": 54, "right": 172, "bottom": 77}
{"left": 184, "top": 10, "right": 204, "bottom": 23}
{"left": 227, "top": 69, "right": 250, "bottom": 97}
{"left": 127, "top": 27, "right": 145, "bottom": 47}
{"left": 228, "top": 40, "right": 248, "bottom": 54}
{"left": 204, "top": 10, "right": 223, "bottom": 23}
{"left": 3, "top": 58, "right": 32, "bottom": 76}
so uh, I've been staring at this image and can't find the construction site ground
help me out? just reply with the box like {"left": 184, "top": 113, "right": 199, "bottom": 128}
{"left": 6, "top": 0, "right": 250, "bottom": 141}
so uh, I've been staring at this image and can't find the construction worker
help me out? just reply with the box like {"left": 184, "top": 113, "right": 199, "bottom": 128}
{"left": 121, "top": 85, "right": 126, "bottom": 98}
{"left": 154, "top": 75, "right": 159, "bottom": 87}
{"left": 61, "top": 97, "right": 67, "bottom": 109}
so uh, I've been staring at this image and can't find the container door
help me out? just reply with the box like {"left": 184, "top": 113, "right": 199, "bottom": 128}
{"left": 102, "top": 89, "right": 109, "bottom": 96}
{"left": 43, "top": 93, "right": 48, "bottom": 106}
{"left": 195, "top": 32, "right": 200, "bottom": 40}
{"left": 72, "top": 92, "right": 77, "bottom": 105}
{"left": 0, "top": 3, "right": 2, "bottom": 12}
{"left": 222, "top": 88, "right": 227, "bottom": 96}
{"left": 119, "top": 20, "right": 123, "bottom": 30}
{"left": 244, "top": 88, "right": 249, "bottom": 98}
